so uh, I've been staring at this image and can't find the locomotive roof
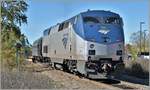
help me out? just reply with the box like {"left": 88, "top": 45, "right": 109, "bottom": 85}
{"left": 33, "top": 37, "right": 42, "bottom": 45}
{"left": 61, "top": 10, "right": 121, "bottom": 24}
{"left": 43, "top": 10, "right": 121, "bottom": 35}
{"left": 81, "top": 10, "right": 120, "bottom": 17}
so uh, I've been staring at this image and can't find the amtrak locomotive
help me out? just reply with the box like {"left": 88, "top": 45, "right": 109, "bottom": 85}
{"left": 32, "top": 10, "right": 125, "bottom": 79}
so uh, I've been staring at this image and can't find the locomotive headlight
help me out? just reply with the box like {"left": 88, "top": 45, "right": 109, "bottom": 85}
{"left": 90, "top": 44, "right": 94, "bottom": 48}
{"left": 116, "top": 50, "right": 122, "bottom": 55}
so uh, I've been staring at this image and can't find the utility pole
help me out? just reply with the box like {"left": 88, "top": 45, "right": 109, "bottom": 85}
{"left": 140, "top": 22, "right": 145, "bottom": 54}
{"left": 143, "top": 30, "right": 148, "bottom": 52}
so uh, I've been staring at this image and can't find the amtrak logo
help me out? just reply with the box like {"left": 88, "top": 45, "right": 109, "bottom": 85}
{"left": 62, "top": 33, "right": 69, "bottom": 49}
{"left": 98, "top": 26, "right": 110, "bottom": 35}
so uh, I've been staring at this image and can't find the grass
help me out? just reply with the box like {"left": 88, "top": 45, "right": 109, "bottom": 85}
{"left": 1, "top": 63, "right": 63, "bottom": 89}
{"left": 124, "top": 59, "right": 149, "bottom": 79}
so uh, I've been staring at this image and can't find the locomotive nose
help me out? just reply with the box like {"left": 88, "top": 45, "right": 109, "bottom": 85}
{"left": 88, "top": 43, "right": 108, "bottom": 56}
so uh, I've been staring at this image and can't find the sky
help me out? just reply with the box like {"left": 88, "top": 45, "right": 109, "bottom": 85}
{"left": 21, "top": 0, "right": 149, "bottom": 44}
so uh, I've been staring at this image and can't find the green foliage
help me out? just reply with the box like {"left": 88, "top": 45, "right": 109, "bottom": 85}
{"left": 129, "top": 31, "right": 149, "bottom": 52}
{"left": 1, "top": 0, "right": 29, "bottom": 70}
{"left": 126, "top": 44, "right": 137, "bottom": 60}
{"left": 126, "top": 31, "right": 149, "bottom": 59}
{"left": 1, "top": 31, "right": 18, "bottom": 69}
{"left": 1, "top": 0, "right": 28, "bottom": 27}
{"left": 1, "top": 31, "right": 29, "bottom": 70}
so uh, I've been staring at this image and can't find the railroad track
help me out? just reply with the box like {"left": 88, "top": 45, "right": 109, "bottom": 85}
{"left": 117, "top": 80, "right": 149, "bottom": 90}
{"left": 90, "top": 77, "right": 149, "bottom": 90}
{"left": 81, "top": 77, "right": 149, "bottom": 90}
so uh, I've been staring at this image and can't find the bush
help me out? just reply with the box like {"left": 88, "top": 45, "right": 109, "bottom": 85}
{"left": 1, "top": 31, "right": 29, "bottom": 70}
{"left": 124, "top": 59, "right": 149, "bottom": 79}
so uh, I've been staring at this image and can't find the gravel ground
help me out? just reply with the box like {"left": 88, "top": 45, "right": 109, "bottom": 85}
{"left": 25, "top": 62, "right": 108, "bottom": 89}
{"left": 2, "top": 60, "right": 148, "bottom": 89}
{"left": 28, "top": 62, "right": 149, "bottom": 90}
{"left": 41, "top": 70, "right": 107, "bottom": 89}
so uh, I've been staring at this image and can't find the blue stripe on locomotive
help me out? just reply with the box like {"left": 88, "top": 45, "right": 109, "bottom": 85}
{"left": 73, "top": 10, "right": 124, "bottom": 44}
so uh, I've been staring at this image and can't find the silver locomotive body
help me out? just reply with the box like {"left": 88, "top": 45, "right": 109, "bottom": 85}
{"left": 32, "top": 10, "right": 125, "bottom": 79}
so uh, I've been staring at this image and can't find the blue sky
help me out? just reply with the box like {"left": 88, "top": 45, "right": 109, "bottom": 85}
{"left": 21, "top": 0, "right": 149, "bottom": 44}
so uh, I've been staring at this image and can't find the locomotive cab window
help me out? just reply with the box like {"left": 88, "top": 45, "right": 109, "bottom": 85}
{"left": 58, "top": 23, "right": 64, "bottom": 31}
{"left": 43, "top": 29, "right": 50, "bottom": 36}
{"left": 63, "top": 22, "right": 69, "bottom": 29}
{"left": 83, "top": 17, "right": 99, "bottom": 24}
{"left": 58, "top": 22, "right": 69, "bottom": 31}
{"left": 105, "top": 17, "right": 120, "bottom": 24}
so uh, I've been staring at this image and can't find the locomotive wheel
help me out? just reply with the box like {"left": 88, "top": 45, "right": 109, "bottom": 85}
{"left": 48, "top": 59, "right": 52, "bottom": 67}
{"left": 62, "top": 60, "right": 69, "bottom": 72}
{"left": 53, "top": 63, "right": 56, "bottom": 69}
{"left": 32, "top": 59, "right": 35, "bottom": 63}
{"left": 50, "top": 62, "right": 55, "bottom": 69}
{"left": 85, "top": 73, "right": 89, "bottom": 78}
{"left": 62, "top": 64, "right": 69, "bottom": 72}
{"left": 32, "top": 58, "right": 36, "bottom": 63}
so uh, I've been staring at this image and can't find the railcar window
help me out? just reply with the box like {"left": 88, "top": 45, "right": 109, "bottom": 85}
{"left": 105, "top": 17, "right": 120, "bottom": 24}
{"left": 83, "top": 17, "right": 99, "bottom": 24}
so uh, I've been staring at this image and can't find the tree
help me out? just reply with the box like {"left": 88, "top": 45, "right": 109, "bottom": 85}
{"left": 1, "top": 0, "right": 28, "bottom": 27}
{"left": 127, "top": 31, "right": 149, "bottom": 60}
{"left": 129, "top": 31, "right": 149, "bottom": 52}
{"left": 126, "top": 44, "right": 137, "bottom": 60}
{"left": 1, "top": 0, "right": 29, "bottom": 69}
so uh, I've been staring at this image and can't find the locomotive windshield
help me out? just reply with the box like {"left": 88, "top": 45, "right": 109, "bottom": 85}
{"left": 83, "top": 17, "right": 99, "bottom": 24}
{"left": 83, "top": 16, "right": 121, "bottom": 25}
{"left": 104, "top": 17, "right": 120, "bottom": 24}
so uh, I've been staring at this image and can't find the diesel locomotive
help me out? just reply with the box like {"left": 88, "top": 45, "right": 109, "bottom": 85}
{"left": 32, "top": 10, "right": 125, "bottom": 79}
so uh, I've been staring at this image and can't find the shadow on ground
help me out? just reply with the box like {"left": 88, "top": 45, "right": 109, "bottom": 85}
{"left": 92, "top": 79, "right": 121, "bottom": 84}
